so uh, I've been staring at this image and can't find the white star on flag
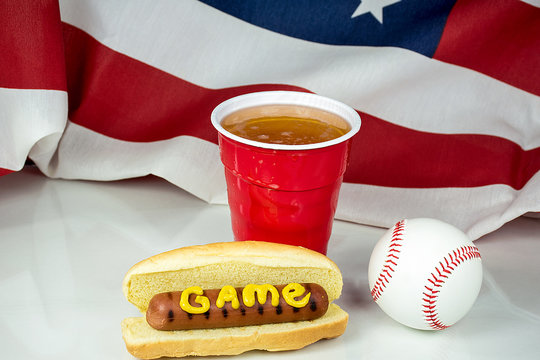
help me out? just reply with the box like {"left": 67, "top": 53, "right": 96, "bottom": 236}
{"left": 351, "top": 0, "right": 402, "bottom": 24}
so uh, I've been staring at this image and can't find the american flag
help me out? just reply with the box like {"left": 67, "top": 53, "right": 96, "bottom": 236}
{"left": 1, "top": 0, "right": 539, "bottom": 239}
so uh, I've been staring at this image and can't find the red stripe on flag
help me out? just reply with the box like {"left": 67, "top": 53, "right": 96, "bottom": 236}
{"left": 0, "top": 0, "right": 66, "bottom": 90}
{"left": 63, "top": 24, "right": 540, "bottom": 190}
{"left": 434, "top": 0, "right": 540, "bottom": 96}
{"left": 345, "top": 112, "right": 540, "bottom": 190}
{"left": 63, "top": 23, "right": 307, "bottom": 144}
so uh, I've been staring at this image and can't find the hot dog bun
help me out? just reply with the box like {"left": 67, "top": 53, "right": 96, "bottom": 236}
{"left": 121, "top": 241, "right": 348, "bottom": 358}
{"left": 122, "top": 303, "right": 348, "bottom": 358}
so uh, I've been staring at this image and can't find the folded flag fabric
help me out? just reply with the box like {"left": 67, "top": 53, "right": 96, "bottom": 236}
{"left": 1, "top": 0, "right": 539, "bottom": 239}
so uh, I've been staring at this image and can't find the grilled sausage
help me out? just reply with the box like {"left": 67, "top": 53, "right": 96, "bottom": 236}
{"left": 146, "top": 283, "right": 328, "bottom": 330}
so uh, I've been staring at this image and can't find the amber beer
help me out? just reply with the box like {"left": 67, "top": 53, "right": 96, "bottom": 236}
{"left": 221, "top": 105, "right": 351, "bottom": 145}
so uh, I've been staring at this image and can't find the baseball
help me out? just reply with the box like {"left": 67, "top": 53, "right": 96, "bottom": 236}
{"left": 368, "top": 218, "right": 483, "bottom": 330}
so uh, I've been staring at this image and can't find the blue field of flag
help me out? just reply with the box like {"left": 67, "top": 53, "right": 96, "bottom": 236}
{"left": 199, "top": 0, "right": 457, "bottom": 57}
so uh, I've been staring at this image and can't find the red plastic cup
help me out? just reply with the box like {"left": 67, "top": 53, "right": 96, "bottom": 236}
{"left": 211, "top": 91, "right": 361, "bottom": 254}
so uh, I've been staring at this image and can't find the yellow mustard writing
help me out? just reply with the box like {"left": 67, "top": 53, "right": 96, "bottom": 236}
{"left": 216, "top": 285, "right": 240, "bottom": 309}
{"left": 179, "top": 283, "right": 311, "bottom": 314}
{"left": 282, "top": 283, "right": 311, "bottom": 308}
{"left": 180, "top": 286, "right": 210, "bottom": 314}
{"left": 242, "top": 284, "right": 280, "bottom": 307}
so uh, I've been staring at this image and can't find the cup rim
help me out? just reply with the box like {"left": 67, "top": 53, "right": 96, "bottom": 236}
{"left": 211, "top": 91, "right": 361, "bottom": 150}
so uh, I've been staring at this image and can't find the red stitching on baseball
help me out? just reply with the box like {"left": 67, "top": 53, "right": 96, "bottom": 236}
{"left": 371, "top": 220, "right": 405, "bottom": 302}
{"left": 422, "top": 245, "right": 481, "bottom": 330}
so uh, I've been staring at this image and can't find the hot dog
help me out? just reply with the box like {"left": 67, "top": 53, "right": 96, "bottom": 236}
{"left": 146, "top": 283, "right": 329, "bottom": 330}
{"left": 121, "top": 241, "right": 348, "bottom": 359}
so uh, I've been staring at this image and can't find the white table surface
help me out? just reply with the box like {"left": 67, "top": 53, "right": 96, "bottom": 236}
{"left": 1, "top": 167, "right": 539, "bottom": 360}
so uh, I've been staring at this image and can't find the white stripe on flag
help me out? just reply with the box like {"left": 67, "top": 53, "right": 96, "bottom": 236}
{"left": 0, "top": 88, "right": 67, "bottom": 170}
{"left": 33, "top": 121, "right": 227, "bottom": 205}
{"left": 337, "top": 177, "right": 540, "bottom": 240}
